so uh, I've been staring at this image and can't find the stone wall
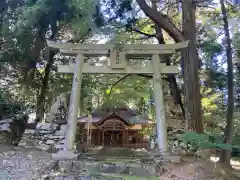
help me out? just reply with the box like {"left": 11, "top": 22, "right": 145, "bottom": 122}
{"left": 0, "top": 119, "right": 12, "bottom": 144}
{"left": 0, "top": 120, "right": 67, "bottom": 152}
{"left": 18, "top": 123, "right": 67, "bottom": 152}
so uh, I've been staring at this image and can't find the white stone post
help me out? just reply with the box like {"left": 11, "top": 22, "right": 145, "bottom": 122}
{"left": 64, "top": 53, "right": 84, "bottom": 150}
{"left": 151, "top": 54, "right": 168, "bottom": 154}
{"left": 52, "top": 53, "right": 84, "bottom": 160}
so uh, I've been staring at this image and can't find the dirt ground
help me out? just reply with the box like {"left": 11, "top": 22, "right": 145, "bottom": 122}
{"left": 160, "top": 159, "right": 240, "bottom": 180}
{"left": 0, "top": 145, "right": 239, "bottom": 180}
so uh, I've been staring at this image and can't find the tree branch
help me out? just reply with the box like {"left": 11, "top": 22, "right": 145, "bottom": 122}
{"left": 126, "top": 26, "right": 156, "bottom": 38}
{"left": 160, "top": 1, "right": 180, "bottom": 12}
{"left": 108, "top": 73, "right": 154, "bottom": 97}
{"left": 108, "top": 74, "right": 131, "bottom": 96}
{"left": 66, "top": 28, "right": 92, "bottom": 43}
{"left": 136, "top": 0, "right": 183, "bottom": 42}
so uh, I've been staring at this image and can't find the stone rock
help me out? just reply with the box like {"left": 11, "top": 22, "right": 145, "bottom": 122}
{"left": 72, "top": 161, "right": 87, "bottom": 172}
{"left": 169, "top": 138, "right": 196, "bottom": 156}
{"left": 38, "top": 141, "right": 45, "bottom": 145}
{"left": 164, "top": 155, "right": 181, "bottom": 163}
{"left": 195, "top": 149, "right": 212, "bottom": 159}
{"left": 0, "top": 132, "right": 11, "bottom": 144}
{"left": 45, "top": 139, "right": 55, "bottom": 145}
{"left": 36, "top": 123, "right": 57, "bottom": 131}
{"left": 171, "top": 147, "right": 187, "bottom": 156}
{"left": 0, "top": 119, "right": 12, "bottom": 124}
{"left": 58, "top": 139, "right": 65, "bottom": 144}
{"left": 54, "top": 125, "right": 66, "bottom": 136}
{"left": 153, "top": 153, "right": 181, "bottom": 164}
{"left": 24, "top": 129, "right": 36, "bottom": 135}
{"left": 15, "top": 122, "right": 67, "bottom": 152}
{"left": 54, "top": 144, "right": 64, "bottom": 150}
{"left": 46, "top": 145, "right": 58, "bottom": 153}
{"left": 0, "top": 123, "right": 11, "bottom": 132}
{"left": 38, "top": 130, "right": 54, "bottom": 135}
{"left": 18, "top": 137, "right": 38, "bottom": 148}
{"left": 39, "top": 135, "right": 48, "bottom": 141}
{"left": 38, "top": 144, "right": 51, "bottom": 151}
{"left": 52, "top": 150, "right": 79, "bottom": 161}
{"left": 58, "top": 161, "right": 75, "bottom": 173}
{"left": 48, "top": 135, "right": 65, "bottom": 140}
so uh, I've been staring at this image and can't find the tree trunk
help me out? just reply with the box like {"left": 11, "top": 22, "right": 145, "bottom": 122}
{"left": 136, "top": 0, "right": 203, "bottom": 132}
{"left": 36, "top": 50, "right": 55, "bottom": 122}
{"left": 182, "top": 0, "right": 203, "bottom": 133}
{"left": 24, "top": 30, "right": 45, "bottom": 84}
{"left": 35, "top": 21, "right": 57, "bottom": 123}
{"left": 155, "top": 25, "right": 185, "bottom": 119}
{"left": 219, "top": 0, "right": 234, "bottom": 166}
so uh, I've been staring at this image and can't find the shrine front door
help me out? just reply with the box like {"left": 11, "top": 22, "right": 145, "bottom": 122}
{"left": 103, "top": 130, "right": 123, "bottom": 147}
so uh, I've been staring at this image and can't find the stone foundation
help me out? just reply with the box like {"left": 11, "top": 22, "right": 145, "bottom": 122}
{"left": 56, "top": 159, "right": 157, "bottom": 176}
{"left": 18, "top": 123, "right": 67, "bottom": 152}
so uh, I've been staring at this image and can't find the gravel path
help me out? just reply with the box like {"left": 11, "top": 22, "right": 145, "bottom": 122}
{"left": 0, "top": 146, "right": 124, "bottom": 180}
{"left": 0, "top": 145, "right": 56, "bottom": 180}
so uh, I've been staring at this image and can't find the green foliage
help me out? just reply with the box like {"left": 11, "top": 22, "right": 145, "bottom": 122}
{"left": 176, "top": 132, "right": 240, "bottom": 150}
{"left": 0, "top": 87, "right": 30, "bottom": 118}
{"left": 14, "top": 0, "right": 97, "bottom": 35}
{"left": 103, "top": 75, "right": 151, "bottom": 111}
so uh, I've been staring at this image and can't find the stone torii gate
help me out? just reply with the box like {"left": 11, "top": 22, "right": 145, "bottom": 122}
{"left": 47, "top": 40, "right": 189, "bottom": 160}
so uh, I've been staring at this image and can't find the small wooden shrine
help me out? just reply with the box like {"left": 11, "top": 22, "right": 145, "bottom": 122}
{"left": 76, "top": 106, "right": 152, "bottom": 148}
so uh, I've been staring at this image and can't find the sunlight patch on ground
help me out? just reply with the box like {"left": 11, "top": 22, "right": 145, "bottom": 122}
{"left": 210, "top": 156, "right": 240, "bottom": 169}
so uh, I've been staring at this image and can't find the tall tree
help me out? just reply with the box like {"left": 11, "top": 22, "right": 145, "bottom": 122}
{"left": 181, "top": 0, "right": 203, "bottom": 132}
{"left": 4, "top": 0, "right": 103, "bottom": 122}
{"left": 219, "top": 0, "right": 234, "bottom": 166}
{"left": 136, "top": 0, "right": 203, "bottom": 132}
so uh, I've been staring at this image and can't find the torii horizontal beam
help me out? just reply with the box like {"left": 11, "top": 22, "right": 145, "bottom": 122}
{"left": 58, "top": 63, "right": 179, "bottom": 74}
{"left": 47, "top": 40, "right": 189, "bottom": 56}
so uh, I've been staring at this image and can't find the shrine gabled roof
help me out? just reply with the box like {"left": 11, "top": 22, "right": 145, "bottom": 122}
{"left": 77, "top": 106, "right": 151, "bottom": 125}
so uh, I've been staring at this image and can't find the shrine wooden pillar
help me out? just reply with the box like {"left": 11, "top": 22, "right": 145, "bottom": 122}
{"left": 122, "top": 130, "right": 125, "bottom": 147}
{"left": 102, "top": 130, "right": 105, "bottom": 146}
{"left": 98, "top": 129, "right": 101, "bottom": 145}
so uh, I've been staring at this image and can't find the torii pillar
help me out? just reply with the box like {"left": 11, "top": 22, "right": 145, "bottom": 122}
{"left": 52, "top": 53, "right": 84, "bottom": 160}
{"left": 152, "top": 54, "right": 168, "bottom": 153}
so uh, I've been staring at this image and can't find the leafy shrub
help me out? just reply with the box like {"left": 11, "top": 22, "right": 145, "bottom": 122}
{"left": 0, "top": 88, "right": 30, "bottom": 119}
{"left": 175, "top": 132, "right": 240, "bottom": 154}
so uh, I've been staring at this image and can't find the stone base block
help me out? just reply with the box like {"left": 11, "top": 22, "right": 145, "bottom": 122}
{"left": 58, "top": 160, "right": 74, "bottom": 173}
{"left": 154, "top": 155, "right": 181, "bottom": 164}
{"left": 52, "top": 150, "right": 79, "bottom": 161}
{"left": 163, "top": 155, "right": 181, "bottom": 163}
{"left": 151, "top": 151, "right": 181, "bottom": 164}
{"left": 151, "top": 151, "right": 170, "bottom": 157}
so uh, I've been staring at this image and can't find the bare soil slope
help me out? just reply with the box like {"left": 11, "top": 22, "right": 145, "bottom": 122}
{"left": 161, "top": 159, "right": 240, "bottom": 180}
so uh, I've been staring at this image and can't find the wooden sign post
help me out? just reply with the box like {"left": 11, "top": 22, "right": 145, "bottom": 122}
{"left": 48, "top": 40, "right": 189, "bottom": 160}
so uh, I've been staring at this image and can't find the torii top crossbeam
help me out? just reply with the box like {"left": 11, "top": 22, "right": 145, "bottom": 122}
{"left": 47, "top": 40, "right": 189, "bottom": 56}
{"left": 47, "top": 40, "right": 189, "bottom": 75}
